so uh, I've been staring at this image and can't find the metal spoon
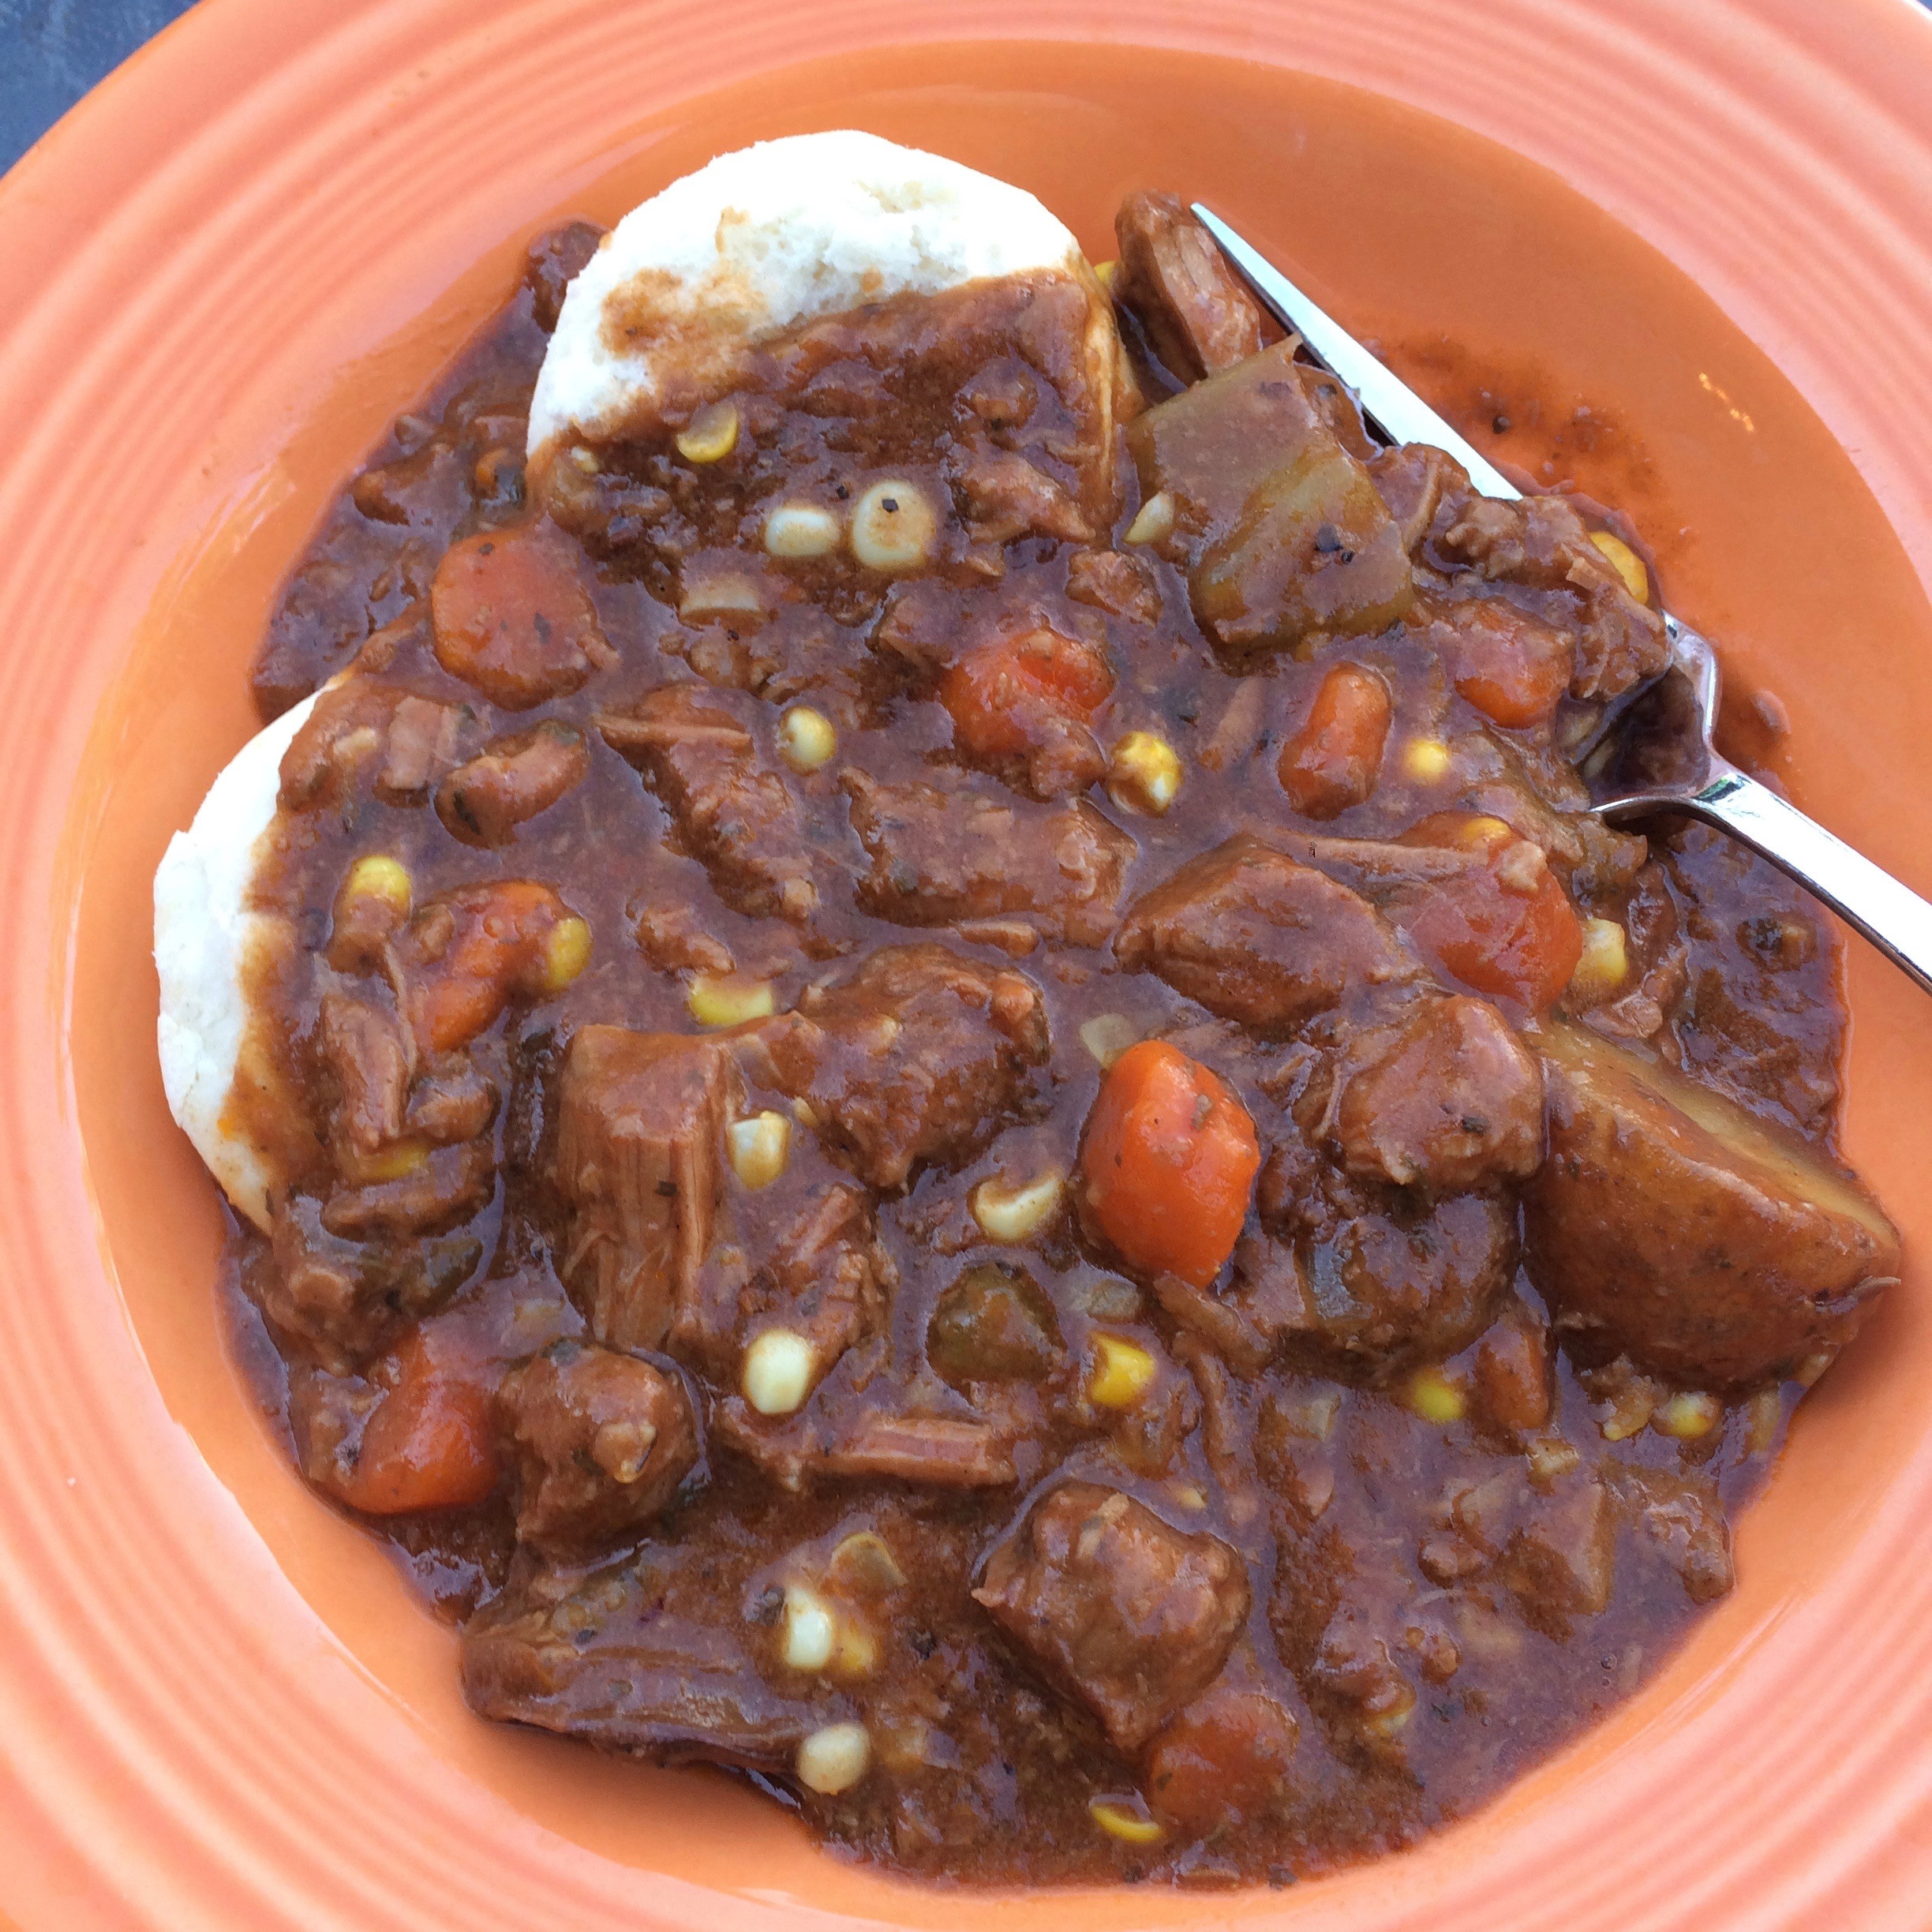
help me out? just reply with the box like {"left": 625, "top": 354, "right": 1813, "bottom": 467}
{"left": 1193, "top": 204, "right": 1932, "bottom": 998}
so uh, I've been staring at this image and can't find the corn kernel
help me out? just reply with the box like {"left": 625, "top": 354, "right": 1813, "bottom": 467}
{"left": 1362, "top": 1682, "right": 1418, "bottom": 1740}
{"left": 1589, "top": 528, "right": 1649, "bottom": 603}
{"left": 1569, "top": 916, "right": 1629, "bottom": 1002}
{"left": 1744, "top": 1386, "right": 1783, "bottom": 1457}
{"left": 538, "top": 914, "right": 592, "bottom": 992}
{"left": 742, "top": 1328, "right": 816, "bottom": 1416}
{"left": 343, "top": 854, "right": 411, "bottom": 918}
{"left": 342, "top": 1138, "right": 430, "bottom": 1185}
{"left": 1652, "top": 1390, "right": 1722, "bottom": 1440}
{"left": 678, "top": 570, "right": 766, "bottom": 620}
{"left": 1172, "top": 1484, "right": 1208, "bottom": 1511}
{"left": 796, "top": 1722, "right": 871, "bottom": 1795}
{"left": 851, "top": 479, "right": 937, "bottom": 572}
{"left": 781, "top": 1583, "right": 836, "bottom": 1672}
{"left": 688, "top": 972, "right": 775, "bottom": 1028}
{"left": 1093, "top": 258, "right": 1118, "bottom": 290}
{"left": 1451, "top": 814, "right": 1516, "bottom": 854}
{"left": 1402, "top": 738, "right": 1454, "bottom": 783}
{"left": 1404, "top": 1366, "right": 1466, "bottom": 1425}
{"left": 1107, "top": 731, "right": 1182, "bottom": 816}
{"left": 728, "top": 1111, "right": 792, "bottom": 1189}
{"left": 778, "top": 706, "right": 837, "bottom": 773}
{"left": 1089, "top": 1334, "right": 1157, "bottom": 1410}
{"left": 1124, "top": 489, "right": 1174, "bottom": 545}
{"left": 1078, "top": 1013, "right": 1141, "bottom": 1069}
{"left": 675, "top": 399, "right": 739, "bottom": 464}
{"left": 1089, "top": 1798, "right": 1164, "bottom": 1845}
{"left": 1599, "top": 1397, "right": 1654, "bottom": 1442}
{"left": 764, "top": 501, "right": 842, "bottom": 559}
{"left": 830, "top": 1619, "right": 879, "bottom": 1679}
{"left": 829, "top": 1531, "right": 907, "bottom": 1593}
{"left": 971, "top": 1170, "right": 1064, "bottom": 1244}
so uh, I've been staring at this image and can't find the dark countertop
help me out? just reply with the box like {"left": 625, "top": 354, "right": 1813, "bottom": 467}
{"left": 2, "top": 0, "right": 200, "bottom": 174}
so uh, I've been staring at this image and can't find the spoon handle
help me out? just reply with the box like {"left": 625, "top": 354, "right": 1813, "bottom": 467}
{"left": 1686, "top": 770, "right": 1932, "bottom": 996}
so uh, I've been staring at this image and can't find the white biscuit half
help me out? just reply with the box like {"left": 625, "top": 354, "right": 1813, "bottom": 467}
{"left": 528, "top": 129, "right": 1106, "bottom": 465}
{"left": 154, "top": 691, "right": 315, "bottom": 1231}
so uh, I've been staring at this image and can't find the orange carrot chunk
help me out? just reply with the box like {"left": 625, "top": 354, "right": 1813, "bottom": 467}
{"left": 1079, "top": 1040, "right": 1260, "bottom": 1289}
{"left": 1278, "top": 662, "right": 1391, "bottom": 818}
{"left": 1429, "top": 599, "right": 1574, "bottom": 729}
{"left": 940, "top": 625, "right": 1114, "bottom": 762}
{"left": 334, "top": 1327, "right": 499, "bottom": 1515}
{"left": 1147, "top": 1687, "right": 1301, "bottom": 1833}
{"left": 430, "top": 521, "right": 610, "bottom": 710}
{"left": 1398, "top": 816, "right": 1582, "bottom": 1013}
{"left": 400, "top": 879, "right": 588, "bottom": 1053}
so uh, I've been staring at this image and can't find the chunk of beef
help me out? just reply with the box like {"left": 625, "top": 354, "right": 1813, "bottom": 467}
{"left": 403, "top": 1054, "right": 500, "bottom": 1144}
{"left": 462, "top": 1559, "right": 814, "bottom": 1769}
{"left": 379, "top": 694, "right": 463, "bottom": 800}
{"left": 280, "top": 678, "right": 457, "bottom": 812}
{"left": 1472, "top": 1299, "right": 1555, "bottom": 1433}
{"left": 598, "top": 683, "right": 820, "bottom": 923}
{"left": 263, "top": 1193, "right": 481, "bottom": 1372}
{"left": 1324, "top": 995, "right": 1544, "bottom": 1191}
{"left": 843, "top": 771, "right": 1136, "bottom": 947}
{"left": 680, "top": 1180, "right": 887, "bottom": 1376}
{"left": 754, "top": 944, "right": 1049, "bottom": 1187}
{"left": 633, "top": 899, "right": 736, "bottom": 978}
{"left": 717, "top": 1401, "right": 1019, "bottom": 1492}
{"left": 1113, "top": 191, "right": 1268, "bottom": 382}
{"left": 953, "top": 450, "right": 1096, "bottom": 544}
{"left": 318, "top": 991, "right": 411, "bottom": 1154}
{"left": 1432, "top": 492, "right": 1668, "bottom": 701}
{"left": 1065, "top": 548, "right": 1161, "bottom": 625}
{"left": 499, "top": 1340, "right": 700, "bottom": 1556}
{"left": 1255, "top": 1148, "right": 1517, "bottom": 1376}
{"left": 436, "top": 720, "right": 590, "bottom": 846}
{"left": 322, "top": 1137, "right": 496, "bottom": 1240}
{"left": 1367, "top": 444, "right": 1463, "bottom": 555}
{"left": 524, "top": 219, "right": 605, "bottom": 333}
{"left": 552, "top": 1027, "right": 738, "bottom": 1350}
{"left": 1114, "top": 834, "right": 1418, "bottom": 1032}
{"left": 1612, "top": 1465, "right": 1735, "bottom": 1604}
{"left": 973, "top": 1482, "right": 1249, "bottom": 1752}
{"left": 1501, "top": 1473, "right": 1616, "bottom": 1635}
{"left": 1302, "top": 1604, "right": 1418, "bottom": 1743}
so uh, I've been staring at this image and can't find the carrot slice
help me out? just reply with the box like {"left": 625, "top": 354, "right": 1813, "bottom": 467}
{"left": 940, "top": 626, "right": 1113, "bottom": 762}
{"left": 335, "top": 1327, "right": 499, "bottom": 1515}
{"left": 1079, "top": 1040, "right": 1260, "bottom": 1289}
{"left": 1278, "top": 662, "right": 1391, "bottom": 818}
{"left": 430, "top": 521, "right": 608, "bottom": 710}
{"left": 1430, "top": 600, "right": 1574, "bottom": 729}
{"left": 1399, "top": 822, "right": 1582, "bottom": 1013}
{"left": 401, "top": 879, "right": 587, "bottom": 1052}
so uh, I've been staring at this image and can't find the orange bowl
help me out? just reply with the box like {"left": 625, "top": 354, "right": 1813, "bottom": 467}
{"left": 5, "top": 1, "right": 1932, "bottom": 1925}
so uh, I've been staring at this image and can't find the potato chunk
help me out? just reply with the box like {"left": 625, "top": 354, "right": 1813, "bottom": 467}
{"left": 1524, "top": 1021, "right": 1900, "bottom": 1385}
{"left": 1126, "top": 343, "right": 1413, "bottom": 662}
